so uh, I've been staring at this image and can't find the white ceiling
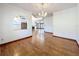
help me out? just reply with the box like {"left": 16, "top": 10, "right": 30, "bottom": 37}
{"left": 11, "top": 3, "right": 77, "bottom": 14}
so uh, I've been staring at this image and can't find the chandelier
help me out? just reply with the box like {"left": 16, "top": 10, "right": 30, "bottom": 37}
{"left": 38, "top": 11, "right": 47, "bottom": 17}
{"left": 33, "top": 3, "right": 48, "bottom": 18}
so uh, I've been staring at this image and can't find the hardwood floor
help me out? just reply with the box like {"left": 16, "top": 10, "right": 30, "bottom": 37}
{"left": 0, "top": 32, "right": 79, "bottom": 56}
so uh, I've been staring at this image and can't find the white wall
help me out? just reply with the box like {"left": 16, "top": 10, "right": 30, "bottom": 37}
{"left": 77, "top": 4, "right": 79, "bottom": 44}
{"left": 0, "top": 4, "right": 3, "bottom": 43}
{"left": 0, "top": 4, "right": 32, "bottom": 44}
{"left": 44, "top": 16, "right": 53, "bottom": 33}
{"left": 53, "top": 7, "right": 77, "bottom": 40}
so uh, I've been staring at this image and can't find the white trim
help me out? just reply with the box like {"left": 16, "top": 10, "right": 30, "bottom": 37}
{"left": 76, "top": 40, "right": 79, "bottom": 45}
{"left": 0, "top": 35, "right": 32, "bottom": 45}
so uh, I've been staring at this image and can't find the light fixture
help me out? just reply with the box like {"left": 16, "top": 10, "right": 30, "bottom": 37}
{"left": 39, "top": 3, "right": 48, "bottom": 17}
{"left": 33, "top": 3, "right": 48, "bottom": 18}
{"left": 38, "top": 11, "right": 47, "bottom": 17}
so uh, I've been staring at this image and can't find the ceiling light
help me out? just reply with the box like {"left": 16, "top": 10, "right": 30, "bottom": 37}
{"left": 32, "top": 3, "right": 48, "bottom": 18}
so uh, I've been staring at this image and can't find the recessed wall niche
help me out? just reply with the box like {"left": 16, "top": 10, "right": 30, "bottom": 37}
{"left": 13, "top": 15, "right": 27, "bottom": 30}
{"left": 21, "top": 22, "right": 27, "bottom": 29}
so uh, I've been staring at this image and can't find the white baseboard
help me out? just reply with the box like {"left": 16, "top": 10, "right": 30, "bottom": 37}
{"left": 0, "top": 35, "right": 32, "bottom": 45}
{"left": 76, "top": 40, "right": 79, "bottom": 45}
{"left": 53, "top": 34, "right": 76, "bottom": 40}
{"left": 53, "top": 33, "right": 79, "bottom": 46}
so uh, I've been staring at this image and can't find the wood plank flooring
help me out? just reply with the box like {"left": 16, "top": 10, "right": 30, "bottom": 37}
{"left": 0, "top": 32, "right": 79, "bottom": 56}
